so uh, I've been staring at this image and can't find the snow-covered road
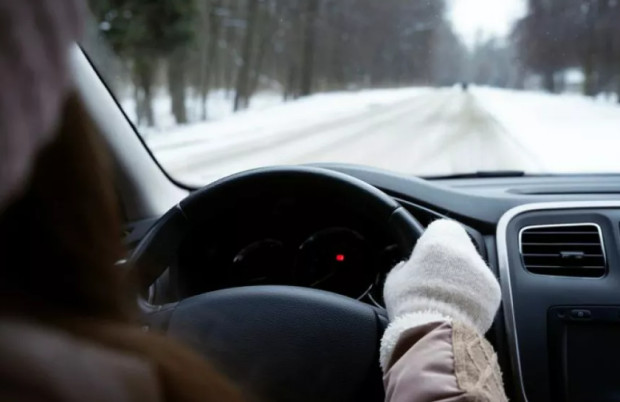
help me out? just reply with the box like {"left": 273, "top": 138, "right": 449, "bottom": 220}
{"left": 145, "top": 87, "right": 620, "bottom": 184}
{"left": 299, "top": 89, "right": 542, "bottom": 176}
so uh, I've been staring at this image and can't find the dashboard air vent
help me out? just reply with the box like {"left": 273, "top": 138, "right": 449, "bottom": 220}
{"left": 520, "top": 224, "right": 606, "bottom": 277}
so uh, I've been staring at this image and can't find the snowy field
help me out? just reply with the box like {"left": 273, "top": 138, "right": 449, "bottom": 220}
{"left": 474, "top": 88, "right": 620, "bottom": 174}
{"left": 124, "top": 87, "right": 620, "bottom": 184}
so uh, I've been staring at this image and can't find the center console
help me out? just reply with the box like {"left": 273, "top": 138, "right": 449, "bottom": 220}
{"left": 548, "top": 306, "right": 620, "bottom": 401}
{"left": 497, "top": 201, "right": 620, "bottom": 402}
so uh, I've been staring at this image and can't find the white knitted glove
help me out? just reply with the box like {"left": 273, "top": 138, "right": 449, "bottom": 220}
{"left": 380, "top": 219, "right": 501, "bottom": 369}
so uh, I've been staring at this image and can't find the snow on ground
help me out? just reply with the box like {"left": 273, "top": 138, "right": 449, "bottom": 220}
{"left": 121, "top": 85, "right": 620, "bottom": 184}
{"left": 473, "top": 87, "right": 620, "bottom": 173}
{"left": 120, "top": 89, "right": 283, "bottom": 134}
{"left": 146, "top": 87, "right": 429, "bottom": 148}
{"left": 145, "top": 87, "right": 431, "bottom": 183}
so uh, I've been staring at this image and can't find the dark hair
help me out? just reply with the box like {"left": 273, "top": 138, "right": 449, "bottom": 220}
{"left": 0, "top": 92, "right": 133, "bottom": 321}
{"left": 0, "top": 93, "right": 245, "bottom": 401}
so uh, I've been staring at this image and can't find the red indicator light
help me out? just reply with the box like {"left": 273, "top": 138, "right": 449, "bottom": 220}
{"left": 336, "top": 254, "right": 345, "bottom": 262}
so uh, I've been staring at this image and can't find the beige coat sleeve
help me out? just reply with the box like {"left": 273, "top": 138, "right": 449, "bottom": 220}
{"left": 383, "top": 320, "right": 507, "bottom": 402}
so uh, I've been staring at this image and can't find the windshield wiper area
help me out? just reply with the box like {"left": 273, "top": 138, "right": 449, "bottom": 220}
{"left": 425, "top": 170, "right": 526, "bottom": 180}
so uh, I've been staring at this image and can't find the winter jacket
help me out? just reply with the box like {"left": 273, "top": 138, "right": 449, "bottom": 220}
{"left": 383, "top": 320, "right": 507, "bottom": 402}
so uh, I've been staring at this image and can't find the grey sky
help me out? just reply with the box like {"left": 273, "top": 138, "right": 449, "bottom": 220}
{"left": 448, "top": 0, "right": 526, "bottom": 46}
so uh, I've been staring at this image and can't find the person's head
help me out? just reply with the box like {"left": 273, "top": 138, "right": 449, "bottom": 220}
{"left": 0, "top": 0, "right": 84, "bottom": 211}
{"left": 0, "top": 4, "right": 246, "bottom": 402}
{"left": 0, "top": 0, "right": 134, "bottom": 321}
{"left": 0, "top": 92, "right": 133, "bottom": 321}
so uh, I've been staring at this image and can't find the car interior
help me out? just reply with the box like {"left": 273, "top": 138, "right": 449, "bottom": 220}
{"left": 72, "top": 40, "right": 620, "bottom": 402}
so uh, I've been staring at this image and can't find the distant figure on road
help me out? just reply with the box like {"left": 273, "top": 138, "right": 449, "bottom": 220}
{"left": 461, "top": 82, "right": 469, "bottom": 92}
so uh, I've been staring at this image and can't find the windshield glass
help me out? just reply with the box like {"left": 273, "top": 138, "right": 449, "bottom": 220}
{"left": 84, "top": 0, "right": 620, "bottom": 185}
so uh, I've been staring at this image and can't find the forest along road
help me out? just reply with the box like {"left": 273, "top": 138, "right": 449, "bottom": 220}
{"left": 158, "top": 88, "right": 543, "bottom": 183}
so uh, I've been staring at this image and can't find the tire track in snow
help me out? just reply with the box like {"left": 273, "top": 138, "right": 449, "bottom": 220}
{"left": 169, "top": 92, "right": 437, "bottom": 181}
{"left": 293, "top": 90, "right": 459, "bottom": 168}
{"left": 160, "top": 88, "right": 544, "bottom": 183}
{"left": 406, "top": 92, "right": 543, "bottom": 174}
{"left": 303, "top": 89, "right": 543, "bottom": 175}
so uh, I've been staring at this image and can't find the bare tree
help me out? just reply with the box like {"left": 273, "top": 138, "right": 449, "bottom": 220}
{"left": 133, "top": 58, "right": 156, "bottom": 127}
{"left": 234, "top": 0, "right": 260, "bottom": 111}
{"left": 92, "top": 0, "right": 478, "bottom": 126}
{"left": 514, "top": 0, "right": 620, "bottom": 96}
{"left": 299, "top": 0, "right": 319, "bottom": 96}
{"left": 198, "top": 0, "right": 223, "bottom": 119}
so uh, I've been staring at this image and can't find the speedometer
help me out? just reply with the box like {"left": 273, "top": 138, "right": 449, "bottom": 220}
{"left": 232, "top": 239, "right": 292, "bottom": 285}
{"left": 296, "top": 227, "right": 374, "bottom": 298}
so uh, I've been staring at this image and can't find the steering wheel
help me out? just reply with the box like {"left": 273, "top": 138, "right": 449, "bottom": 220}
{"left": 130, "top": 166, "right": 424, "bottom": 402}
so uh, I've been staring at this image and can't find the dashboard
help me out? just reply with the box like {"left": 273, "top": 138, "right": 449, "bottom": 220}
{"left": 174, "top": 195, "right": 404, "bottom": 305}
{"left": 497, "top": 202, "right": 620, "bottom": 402}
{"left": 125, "top": 164, "right": 620, "bottom": 402}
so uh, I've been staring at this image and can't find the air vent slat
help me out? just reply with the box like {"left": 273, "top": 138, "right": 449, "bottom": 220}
{"left": 520, "top": 224, "right": 606, "bottom": 277}
{"left": 526, "top": 265, "right": 604, "bottom": 269}
{"left": 524, "top": 226, "right": 599, "bottom": 233}
{"left": 522, "top": 242, "right": 601, "bottom": 246}
{"left": 522, "top": 253, "right": 603, "bottom": 257}
{"left": 525, "top": 231, "right": 598, "bottom": 235}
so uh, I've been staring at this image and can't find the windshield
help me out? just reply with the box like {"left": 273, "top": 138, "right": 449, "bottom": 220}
{"left": 84, "top": 0, "right": 620, "bottom": 185}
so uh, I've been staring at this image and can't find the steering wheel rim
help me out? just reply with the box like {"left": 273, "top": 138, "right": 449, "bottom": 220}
{"left": 129, "top": 166, "right": 424, "bottom": 402}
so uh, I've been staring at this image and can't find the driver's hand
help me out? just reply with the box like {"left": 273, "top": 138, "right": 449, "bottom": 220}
{"left": 380, "top": 220, "right": 505, "bottom": 401}
{"left": 380, "top": 219, "right": 501, "bottom": 369}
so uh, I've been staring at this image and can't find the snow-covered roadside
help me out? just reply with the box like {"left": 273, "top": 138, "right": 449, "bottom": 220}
{"left": 145, "top": 87, "right": 429, "bottom": 155}
{"left": 120, "top": 89, "right": 283, "bottom": 135}
{"left": 473, "top": 87, "right": 620, "bottom": 173}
